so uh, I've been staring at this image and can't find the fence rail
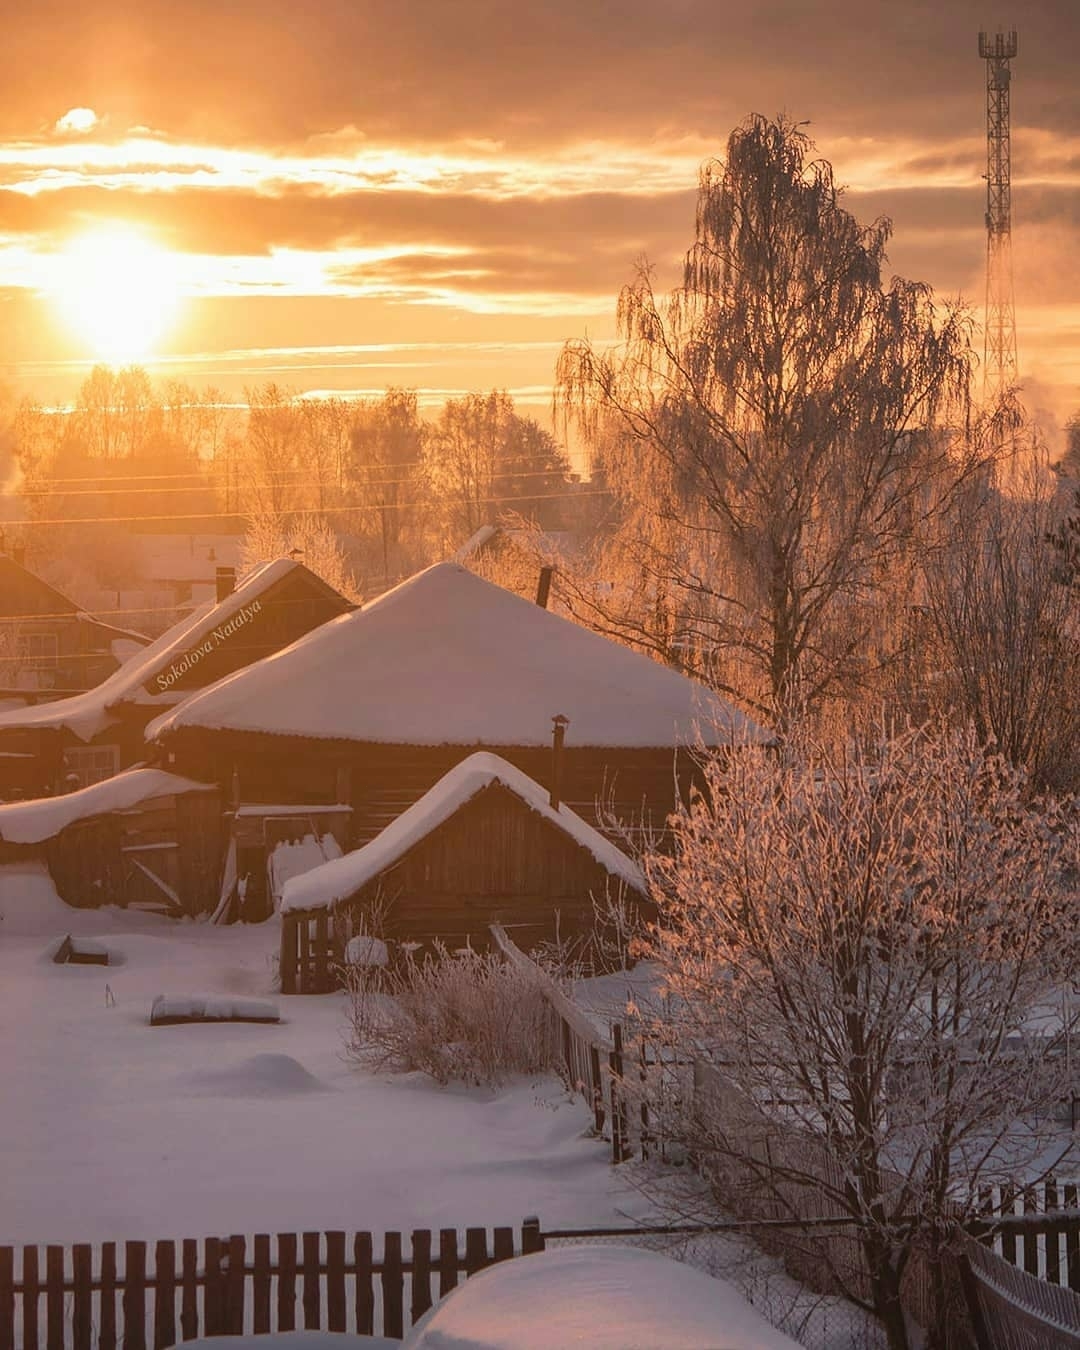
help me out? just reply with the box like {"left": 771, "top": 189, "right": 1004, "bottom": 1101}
{"left": 963, "top": 1233, "right": 1080, "bottom": 1349}
{"left": 0, "top": 1222, "right": 543, "bottom": 1350}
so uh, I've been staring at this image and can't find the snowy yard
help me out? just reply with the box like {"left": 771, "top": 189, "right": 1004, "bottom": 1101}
{"left": 0, "top": 862, "right": 651, "bottom": 1247}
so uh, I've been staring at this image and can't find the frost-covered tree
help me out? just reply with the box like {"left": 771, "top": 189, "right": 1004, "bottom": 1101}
{"left": 557, "top": 116, "right": 982, "bottom": 726}
{"left": 639, "top": 725, "right": 1080, "bottom": 1350}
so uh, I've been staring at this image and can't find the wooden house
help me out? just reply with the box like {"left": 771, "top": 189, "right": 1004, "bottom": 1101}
{"left": 147, "top": 562, "right": 770, "bottom": 853}
{"left": 0, "top": 768, "right": 223, "bottom": 914}
{"left": 0, "top": 559, "right": 354, "bottom": 798}
{"left": 278, "top": 753, "right": 651, "bottom": 993}
{"left": 0, "top": 550, "right": 148, "bottom": 700}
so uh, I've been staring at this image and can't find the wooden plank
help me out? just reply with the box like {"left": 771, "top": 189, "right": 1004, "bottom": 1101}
{"left": 314, "top": 911, "right": 330, "bottom": 992}
{"left": 226, "top": 1236, "right": 246, "bottom": 1336}
{"left": 1023, "top": 1187, "right": 1040, "bottom": 1277}
{"left": 276, "top": 1235, "right": 297, "bottom": 1333}
{"left": 410, "top": 1231, "right": 432, "bottom": 1325}
{"left": 301, "top": 1233, "right": 321, "bottom": 1330}
{"left": 0, "top": 1249, "right": 11, "bottom": 1350}
{"left": 252, "top": 1236, "right": 272, "bottom": 1335}
{"left": 152, "top": 1241, "right": 176, "bottom": 1350}
{"left": 381, "top": 1233, "right": 404, "bottom": 1341}
{"left": 353, "top": 1235, "right": 374, "bottom": 1336}
{"left": 1066, "top": 1187, "right": 1080, "bottom": 1292}
{"left": 464, "top": 1229, "right": 488, "bottom": 1276}
{"left": 45, "top": 1246, "right": 64, "bottom": 1350}
{"left": 1045, "top": 1183, "right": 1062, "bottom": 1286}
{"left": 438, "top": 1231, "right": 458, "bottom": 1298}
{"left": 1000, "top": 1188, "right": 1017, "bottom": 1268}
{"left": 325, "top": 1233, "right": 346, "bottom": 1333}
{"left": 73, "top": 1248, "right": 96, "bottom": 1350}
{"left": 492, "top": 1229, "right": 514, "bottom": 1263}
{"left": 202, "top": 1238, "right": 222, "bottom": 1339}
{"left": 99, "top": 1244, "right": 117, "bottom": 1350}
{"left": 280, "top": 916, "right": 297, "bottom": 995}
{"left": 22, "top": 1247, "right": 39, "bottom": 1350}
{"left": 180, "top": 1241, "right": 198, "bottom": 1343}
{"left": 122, "top": 1241, "right": 147, "bottom": 1350}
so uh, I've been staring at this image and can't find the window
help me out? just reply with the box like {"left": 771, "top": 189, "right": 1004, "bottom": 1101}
{"left": 61, "top": 745, "right": 120, "bottom": 789}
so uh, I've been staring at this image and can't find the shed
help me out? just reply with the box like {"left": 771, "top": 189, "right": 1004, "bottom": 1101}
{"left": 0, "top": 768, "right": 222, "bottom": 914}
{"left": 277, "top": 753, "right": 651, "bottom": 993}
{"left": 148, "top": 563, "right": 770, "bottom": 846}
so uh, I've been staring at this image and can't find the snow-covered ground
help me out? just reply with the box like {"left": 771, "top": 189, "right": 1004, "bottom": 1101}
{"left": 0, "top": 862, "right": 652, "bottom": 1246}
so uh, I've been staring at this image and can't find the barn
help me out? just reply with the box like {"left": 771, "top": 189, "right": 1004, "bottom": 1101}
{"left": 277, "top": 752, "right": 651, "bottom": 993}
{"left": 146, "top": 562, "right": 770, "bottom": 885}
{"left": 0, "top": 559, "right": 353, "bottom": 798}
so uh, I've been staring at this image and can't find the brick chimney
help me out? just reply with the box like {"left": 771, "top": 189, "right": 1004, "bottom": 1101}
{"left": 216, "top": 566, "right": 237, "bottom": 602}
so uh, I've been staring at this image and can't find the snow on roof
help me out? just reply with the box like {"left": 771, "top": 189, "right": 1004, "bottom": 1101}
{"left": 0, "top": 559, "right": 302, "bottom": 743}
{"left": 0, "top": 768, "right": 217, "bottom": 845}
{"left": 148, "top": 562, "right": 770, "bottom": 749}
{"left": 281, "top": 751, "right": 645, "bottom": 913}
{"left": 402, "top": 1243, "right": 802, "bottom": 1349}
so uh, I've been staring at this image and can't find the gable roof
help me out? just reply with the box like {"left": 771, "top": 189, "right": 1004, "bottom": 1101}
{"left": 281, "top": 751, "right": 646, "bottom": 913}
{"left": 148, "top": 562, "right": 769, "bottom": 749}
{"left": 0, "top": 559, "right": 341, "bottom": 743}
{"left": 0, "top": 767, "right": 216, "bottom": 844}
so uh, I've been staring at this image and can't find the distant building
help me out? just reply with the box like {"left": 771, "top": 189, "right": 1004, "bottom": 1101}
{"left": 0, "top": 549, "right": 148, "bottom": 699}
{"left": 0, "top": 559, "right": 354, "bottom": 798}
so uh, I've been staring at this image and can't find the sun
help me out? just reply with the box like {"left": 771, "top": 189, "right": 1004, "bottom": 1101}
{"left": 49, "top": 225, "right": 184, "bottom": 364}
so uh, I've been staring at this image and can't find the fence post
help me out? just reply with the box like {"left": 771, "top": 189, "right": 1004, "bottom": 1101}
{"left": 610, "top": 1022, "right": 629, "bottom": 1163}
{"left": 589, "top": 1044, "right": 605, "bottom": 1134}
{"left": 0, "top": 1249, "right": 12, "bottom": 1350}
{"left": 521, "top": 1218, "right": 545, "bottom": 1255}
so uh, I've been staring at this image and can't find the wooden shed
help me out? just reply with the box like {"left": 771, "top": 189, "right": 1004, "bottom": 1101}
{"left": 148, "top": 563, "right": 771, "bottom": 848}
{"left": 0, "top": 768, "right": 223, "bottom": 914}
{"left": 277, "top": 753, "right": 651, "bottom": 993}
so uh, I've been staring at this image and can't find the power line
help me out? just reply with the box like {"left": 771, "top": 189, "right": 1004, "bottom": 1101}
{"left": 1, "top": 486, "right": 612, "bottom": 530}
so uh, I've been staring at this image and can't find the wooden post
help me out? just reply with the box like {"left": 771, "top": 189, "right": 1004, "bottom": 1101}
{"left": 589, "top": 1044, "right": 605, "bottom": 1134}
{"left": 326, "top": 1232, "right": 346, "bottom": 1333}
{"left": 410, "top": 1231, "right": 433, "bottom": 1325}
{"left": 226, "top": 1235, "right": 246, "bottom": 1335}
{"left": 1066, "top": 1186, "right": 1080, "bottom": 1291}
{"left": 464, "top": 1228, "right": 488, "bottom": 1276}
{"left": 22, "top": 1246, "right": 38, "bottom": 1350}
{"left": 535, "top": 566, "right": 553, "bottom": 609}
{"left": 611, "top": 1022, "right": 629, "bottom": 1163}
{"left": 280, "top": 915, "right": 297, "bottom": 995}
{"left": 202, "top": 1238, "right": 222, "bottom": 1339}
{"left": 521, "top": 1218, "right": 545, "bottom": 1255}
{"left": 381, "top": 1233, "right": 404, "bottom": 1340}
{"left": 0, "top": 1248, "right": 11, "bottom": 1350}
{"left": 277, "top": 1234, "right": 297, "bottom": 1332}
{"left": 72, "top": 1246, "right": 93, "bottom": 1350}
{"left": 46, "top": 1246, "right": 64, "bottom": 1350}
{"left": 100, "top": 1243, "right": 118, "bottom": 1350}
{"left": 122, "top": 1240, "right": 147, "bottom": 1350}
{"left": 180, "top": 1240, "right": 198, "bottom": 1342}
{"left": 153, "top": 1241, "right": 176, "bottom": 1350}
{"left": 252, "top": 1236, "right": 272, "bottom": 1335}
{"left": 354, "top": 1234, "right": 374, "bottom": 1335}
{"left": 438, "top": 1230, "right": 459, "bottom": 1297}
{"left": 492, "top": 1229, "right": 514, "bottom": 1263}
{"left": 302, "top": 1232, "right": 321, "bottom": 1329}
{"left": 549, "top": 715, "right": 569, "bottom": 809}
{"left": 314, "top": 911, "right": 330, "bottom": 992}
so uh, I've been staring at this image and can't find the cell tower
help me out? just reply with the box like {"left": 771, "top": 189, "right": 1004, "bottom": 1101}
{"left": 978, "top": 28, "right": 1018, "bottom": 400}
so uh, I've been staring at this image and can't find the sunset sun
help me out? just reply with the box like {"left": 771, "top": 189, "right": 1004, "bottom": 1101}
{"left": 49, "top": 225, "right": 183, "bottom": 364}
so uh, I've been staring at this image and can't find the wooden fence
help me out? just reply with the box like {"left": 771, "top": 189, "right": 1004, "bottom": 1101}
{"left": 963, "top": 1229, "right": 1080, "bottom": 1349}
{"left": 0, "top": 1221, "right": 544, "bottom": 1350}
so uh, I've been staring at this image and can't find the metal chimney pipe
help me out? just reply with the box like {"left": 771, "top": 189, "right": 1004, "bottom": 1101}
{"left": 535, "top": 565, "right": 553, "bottom": 609}
{"left": 216, "top": 566, "right": 237, "bottom": 602}
{"left": 550, "top": 714, "right": 569, "bottom": 809}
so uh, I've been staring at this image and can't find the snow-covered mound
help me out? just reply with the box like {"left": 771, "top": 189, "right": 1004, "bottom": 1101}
{"left": 402, "top": 1244, "right": 802, "bottom": 1349}
{"left": 0, "top": 861, "right": 85, "bottom": 936}
{"left": 179, "top": 1053, "right": 330, "bottom": 1098}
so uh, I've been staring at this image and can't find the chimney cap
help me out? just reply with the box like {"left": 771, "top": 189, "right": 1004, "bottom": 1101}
{"left": 552, "top": 713, "right": 570, "bottom": 728}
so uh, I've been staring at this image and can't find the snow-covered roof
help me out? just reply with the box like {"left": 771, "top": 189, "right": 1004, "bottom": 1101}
{"left": 0, "top": 768, "right": 217, "bottom": 844}
{"left": 149, "top": 562, "right": 769, "bottom": 748}
{"left": 281, "top": 751, "right": 646, "bottom": 913}
{"left": 0, "top": 559, "right": 303, "bottom": 743}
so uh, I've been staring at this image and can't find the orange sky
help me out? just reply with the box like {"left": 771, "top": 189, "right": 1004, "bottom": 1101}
{"left": 1, "top": 1, "right": 1078, "bottom": 436}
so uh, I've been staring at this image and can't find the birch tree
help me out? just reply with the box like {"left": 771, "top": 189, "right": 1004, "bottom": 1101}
{"left": 638, "top": 725, "right": 1080, "bottom": 1350}
{"left": 557, "top": 116, "right": 982, "bottom": 726}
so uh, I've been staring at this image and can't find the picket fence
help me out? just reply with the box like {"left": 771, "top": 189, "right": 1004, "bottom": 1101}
{"left": 0, "top": 1221, "right": 544, "bottom": 1350}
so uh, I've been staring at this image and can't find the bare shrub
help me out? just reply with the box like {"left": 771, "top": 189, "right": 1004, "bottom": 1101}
{"left": 343, "top": 944, "right": 557, "bottom": 1087}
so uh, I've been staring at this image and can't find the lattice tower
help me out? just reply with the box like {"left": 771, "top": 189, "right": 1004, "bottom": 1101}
{"left": 979, "top": 28, "right": 1018, "bottom": 399}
